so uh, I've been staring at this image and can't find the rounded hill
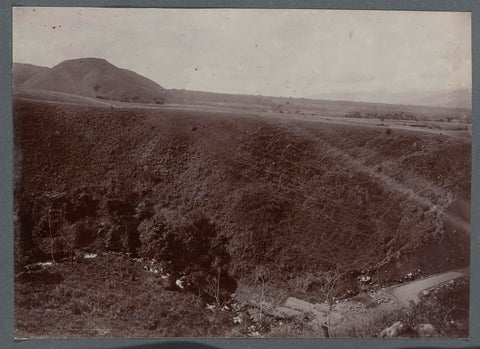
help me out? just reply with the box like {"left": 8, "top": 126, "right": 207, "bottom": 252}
{"left": 20, "top": 57, "right": 168, "bottom": 103}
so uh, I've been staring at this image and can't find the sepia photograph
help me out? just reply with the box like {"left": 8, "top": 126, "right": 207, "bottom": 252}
{"left": 12, "top": 7, "right": 471, "bottom": 339}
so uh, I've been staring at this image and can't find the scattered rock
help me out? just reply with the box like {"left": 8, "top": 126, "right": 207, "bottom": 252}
{"left": 97, "top": 329, "right": 111, "bottom": 336}
{"left": 379, "top": 321, "right": 415, "bottom": 338}
{"left": 232, "top": 314, "right": 243, "bottom": 324}
{"left": 358, "top": 275, "right": 371, "bottom": 283}
{"left": 414, "top": 323, "right": 437, "bottom": 338}
{"left": 176, "top": 277, "right": 185, "bottom": 289}
{"left": 26, "top": 261, "right": 54, "bottom": 269}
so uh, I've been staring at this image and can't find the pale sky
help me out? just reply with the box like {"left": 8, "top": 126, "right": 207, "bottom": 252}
{"left": 13, "top": 7, "right": 471, "bottom": 100}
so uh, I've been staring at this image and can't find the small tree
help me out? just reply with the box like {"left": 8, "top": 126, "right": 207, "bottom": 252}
{"left": 254, "top": 266, "right": 271, "bottom": 325}
{"left": 194, "top": 233, "right": 231, "bottom": 305}
{"left": 319, "top": 270, "right": 342, "bottom": 337}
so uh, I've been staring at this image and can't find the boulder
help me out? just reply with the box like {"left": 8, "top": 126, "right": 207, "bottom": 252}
{"left": 313, "top": 303, "right": 330, "bottom": 313}
{"left": 273, "top": 306, "right": 305, "bottom": 319}
{"left": 284, "top": 297, "right": 316, "bottom": 312}
{"left": 358, "top": 275, "right": 371, "bottom": 283}
{"left": 175, "top": 278, "right": 185, "bottom": 289}
{"left": 379, "top": 321, "right": 414, "bottom": 338}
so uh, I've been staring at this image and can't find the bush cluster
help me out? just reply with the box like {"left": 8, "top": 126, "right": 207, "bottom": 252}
{"left": 345, "top": 111, "right": 418, "bottom": 121}
{"left": 138, "top": 210, "right": 232, "bottom": 301}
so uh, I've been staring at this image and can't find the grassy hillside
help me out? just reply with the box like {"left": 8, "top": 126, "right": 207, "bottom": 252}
{"left": 14, "top": 98, "right": 470, "bottom": 305}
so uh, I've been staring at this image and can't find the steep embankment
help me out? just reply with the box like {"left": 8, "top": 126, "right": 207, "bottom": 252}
{"left": 14, "top": 98, "right": 471, "bottom": 301}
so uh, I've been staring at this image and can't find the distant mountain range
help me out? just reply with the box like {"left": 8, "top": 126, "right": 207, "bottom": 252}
{"left": 310, "top": 88, "right": 472, "bottom": 109}
{"left": 13, "top": 58, "right": 471, "bottom": 109}
{"left": 396, "top": 89, "right": 471, "bottom": 109}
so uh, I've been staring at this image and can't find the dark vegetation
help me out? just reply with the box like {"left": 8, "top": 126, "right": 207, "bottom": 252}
{"left": 14, "top": 98, "right": 471, "bottom": 337}
{"left": 346, "top": 110, "right": 418, "bottom": 121}
{"left": 138, "top": 210, "right": 233, "bottom": 298}
{"left": 345, "top": 110, "right": 471, "bottom": 123}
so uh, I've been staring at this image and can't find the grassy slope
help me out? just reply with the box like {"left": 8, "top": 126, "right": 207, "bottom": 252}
{"left": 14, "top": 99, "right": 471, "bottom": 335}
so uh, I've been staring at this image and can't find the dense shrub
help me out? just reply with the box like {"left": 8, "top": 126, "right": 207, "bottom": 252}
{"left": 138, "top": 210, "right": 233, "bottom": 301}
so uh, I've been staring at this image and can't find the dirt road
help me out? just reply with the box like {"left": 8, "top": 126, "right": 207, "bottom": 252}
{"left": 387, "top": 269, "right": 467, "bottom": 306}
{"left": 273, "top": 268, "right": 468, "bottom": 336}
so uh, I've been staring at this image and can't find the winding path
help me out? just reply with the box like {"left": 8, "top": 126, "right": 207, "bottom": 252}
{"left": 387, "top": 269, "right": 468, "bottom": 306}
{"left": 274, "top": 268, "right": 469, "bottom": 337}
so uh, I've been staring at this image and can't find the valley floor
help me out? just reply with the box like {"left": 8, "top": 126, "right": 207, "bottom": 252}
{"left": 15, "top": 253, "right": 469, "bottom": 338}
